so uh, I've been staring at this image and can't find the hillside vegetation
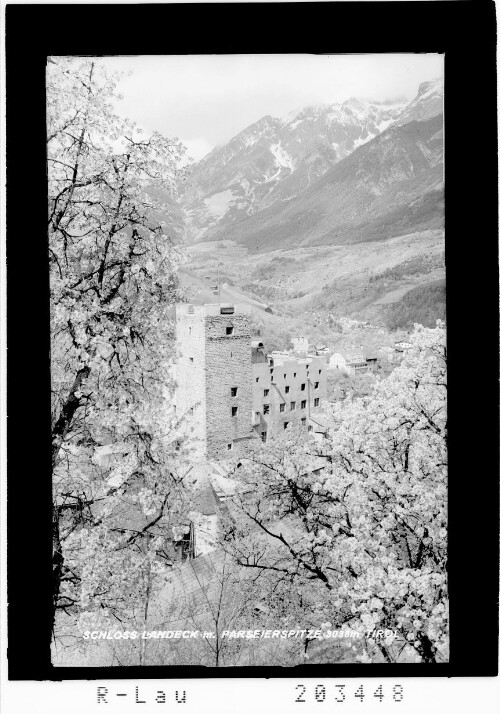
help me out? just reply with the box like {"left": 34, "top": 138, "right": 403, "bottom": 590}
{"left": 385, "top": 278, "right": 446, "bottom": 330}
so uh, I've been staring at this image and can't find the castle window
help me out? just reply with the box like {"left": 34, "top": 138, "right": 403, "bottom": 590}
{"left": 280, "top": 403, "right": 285, "bottom": 413}
{"left": 301, "top": 400, "right": 307, "bottom": 409}
{"left": 231, "top": 387, "right": 238, "bottom": 397}
{"left": 314, "top": 381, "right": 319, "bottom": 389}
{"left": 301, "top": 418, "right": 307, "bottom": 426}
{"left": 301, "top": 383, "right": 305, "bottom": 391}
{"left": 314, "top": 398, "right": 320, "bottom": 407}
{"left": 294, "top": 373, "right": 297, "bottom": 378}
{"left": 261, "top": 431, "right": 267, "bottom": 443}
{"left": 256, "top": 377, "right": 259, "bottom": 383}
{"left": 283, "top": 421, "right": 289, "bottom": 430}
{"left": 227, "top": 443, "right": 233, "bottom": 451}
{"left": 285, "top": 386, "right": 290, "bottom": 394}
{"left": 284, "top": 374, "right": 287, "bottom": 379}
{"left": 263, "top": 389, "right": 269, "bottom": 397}
{"left": 231, "top": 406, "right": 238, "bottom": 417}
{"left": 319, "top": 370, "right": 322, "bottom": 374}
{"left": 263, "top": 404, "right": 270, "bottom": 415}
{"left": 290, "top": 401, "right": 296, "bottom": 411}
{"left": 270, "top": 368, "right": 273, "bottom": 375}
{"left": 220, "top": 306, "right": 235, "bottom": 314}
{"left": 226, "top": 325, "right": 234, "bottom": 335}
{"left": 308, "top": 425, "right": 313, "bottom": 432}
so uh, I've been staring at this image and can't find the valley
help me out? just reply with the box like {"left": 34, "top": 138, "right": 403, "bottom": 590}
{"left": 173, "top": 77, "right": 445, "bottom": 342}
{"left": 179, "top": 227, "right": 445, "bottom": 347}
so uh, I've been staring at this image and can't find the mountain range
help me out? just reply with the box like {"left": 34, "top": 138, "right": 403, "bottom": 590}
{"left": 178, "top": 78, "right": 443, "bottom": 253}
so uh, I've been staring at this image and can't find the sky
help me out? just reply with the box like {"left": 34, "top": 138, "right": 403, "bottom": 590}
{"left": 97, "top": 54, "right": 443, "bottom": 162}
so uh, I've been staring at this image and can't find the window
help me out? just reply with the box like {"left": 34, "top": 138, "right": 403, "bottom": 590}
{"left": 290, "top": 401, "right": 296, "bottom": 411}
{"left": 314, "top": 398, "right": 320, "bottom": 407}
{"left": 280, "top": 403, "right": 285, "bottom": 413}
{"left": 285, "top": 385, "right": 290, "bottom": 394}
{"left": 231, "top": 406, "right": 238, "bottom": 417}
{"left": 220, "top": 306, "right": 234, "bottom": 314}
{"left": 256, "top": 377, "right": 259, "bottom": 383}
{"left": 227, "top": 443, "right": 233, "bottom": 451}
{"left": 264, "top": 389, "right": 269, "bottom": 397}
{"left": 308, "top": 425, "right": 313, "bottom": 432}
{"left": 261, "top": 431, "right": 267, "bottom": 443}
{"left": 284, "top": 374, "right": 287, "bottom": 379}
{"left": 301, "top": 400, "right": 307, "bottom": 409}
{"left": 231, "top": 387, "right": 238, "bottom": 397}
{"left": 189, "top": 357, "right": 194, "bottom": 363}
{"left": 301, "top": 418, "right": 306, "bottom": 426}
{"left": 314, "top": 381, "right": 319, "bottom": 389}
{"left": 226, "top": 326, "right": 234, "bottom": 335}
{"left": 263, "top": 404, "right": 270, "bottom": 415}
{"left": 270, "top": 368, "right": 274, "bottom": 375}
{"left": 294, "top": 373, "right": 297, "bottom": 378}
{"left": 301, "top": 383, "right": 305, "bottom": 391}
{"left": 319, "top": 369, "right": 322, "bottom": 374}
{"left": 283, "top": 421, "right": 289, "bottom": 430}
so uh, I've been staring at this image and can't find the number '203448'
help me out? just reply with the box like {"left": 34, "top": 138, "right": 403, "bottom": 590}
{"left": 295, "top": 684, "right": 404, "bottom": 703}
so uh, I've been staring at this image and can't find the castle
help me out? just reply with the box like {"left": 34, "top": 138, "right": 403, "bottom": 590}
{"left": 173, "top": 303, "right": 327, "bottom": 460}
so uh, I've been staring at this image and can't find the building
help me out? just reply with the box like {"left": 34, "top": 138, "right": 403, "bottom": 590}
{"left": 252, "top": 351, "right": 327, "bottom": 442}
{"left": 329, "top": 352, "right": 348, "bottom": 371}
{"left": 345, "top": 353, "right": 369, "bottom": 375}
{"left": 173, "top": 303, "right": 256, "bottom": 460}
{"left": 291, "top": 336, "right": 309, "bottom": 354}
{"left": 314, "top": 345, "right": 331, "bottom": 358}
{"left": 174, "top": 303, "right": 328, "bottom": 457}
{"left": 308, "top": 412, "right": 330, "bottom": 441}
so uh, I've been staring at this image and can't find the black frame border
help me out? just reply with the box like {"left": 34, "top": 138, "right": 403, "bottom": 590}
{"left": 5, "top": 1, "right": 499, "bottom": 680}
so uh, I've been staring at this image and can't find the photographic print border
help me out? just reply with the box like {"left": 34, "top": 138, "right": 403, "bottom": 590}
{"left": 5, "top": 0, "right": 498, "bottom": 680}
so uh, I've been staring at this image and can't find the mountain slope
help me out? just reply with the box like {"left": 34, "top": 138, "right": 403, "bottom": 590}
{"left": 179, "top": 78, "right": 443, "bottom": 245}
{"left": 208, "top": 113, "right": 444, "bottom": 252}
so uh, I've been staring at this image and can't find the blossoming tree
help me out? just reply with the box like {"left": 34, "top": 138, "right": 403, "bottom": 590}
{"left": 222, "top": 323, "right": 448, "bottom": 663}
{"left": 48, "top": 57, "right": 190, "bottom": 640}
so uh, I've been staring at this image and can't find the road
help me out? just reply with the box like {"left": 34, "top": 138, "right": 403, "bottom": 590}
{"left": 177, "top": 268, "right": 273, "bottom": 314}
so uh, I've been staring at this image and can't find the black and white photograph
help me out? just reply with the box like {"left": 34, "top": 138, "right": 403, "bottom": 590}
{"left": 46, "top": 52, "right": 448, "bottom": 667}
{"left": 4, "top": 5, "right": 499, "bottom": 704}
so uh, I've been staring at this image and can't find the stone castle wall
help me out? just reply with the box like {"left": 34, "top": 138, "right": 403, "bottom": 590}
{"left": 252, "top": 357, "right": 327, "bottom": 440}
{"left": 205, "top": 313, "right": 255, "bottom": 458}
{"left": 175, "top": 303, "right": 327, "bottom": 458}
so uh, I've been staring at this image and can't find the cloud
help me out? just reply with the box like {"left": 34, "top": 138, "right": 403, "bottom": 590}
{"left": 181, "top": 138, "right": 214, "bottom": 163}
{"left": 99, "top": 54, "right": 443, "bottom": 151}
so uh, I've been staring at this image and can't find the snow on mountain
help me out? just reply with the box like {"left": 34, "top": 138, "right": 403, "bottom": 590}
{"left": 178, "top": 78, "right": 443, "bottom": 245}
{"left": 269, "top": 142, "right": 296, "bottom": 171}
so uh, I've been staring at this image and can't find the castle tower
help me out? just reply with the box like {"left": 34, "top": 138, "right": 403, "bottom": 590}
{"left": 174, "top": 303, "right": 255, "bottom": 460}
